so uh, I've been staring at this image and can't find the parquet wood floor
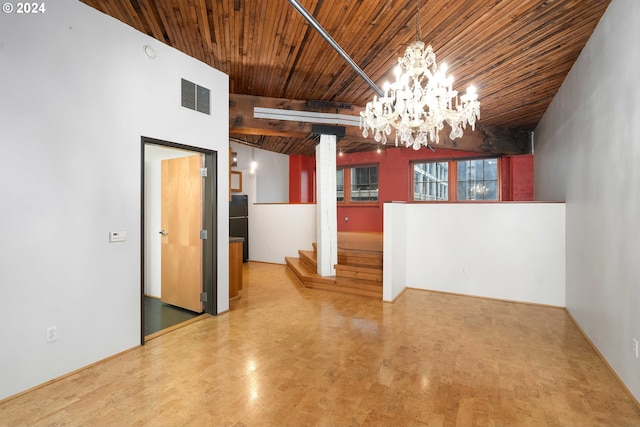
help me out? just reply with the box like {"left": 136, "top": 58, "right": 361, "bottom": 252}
{"left": 1, "top": 262, "right": 639, "bottom": 426}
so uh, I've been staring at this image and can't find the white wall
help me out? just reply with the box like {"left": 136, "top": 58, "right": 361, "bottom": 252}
{"left": 0, "top": 0, "right": 229, "bottom": 400}
{"left": 228, "top": 141, "right": 290, "bottom": 263}
{"left": 229, "top": 141, "right": 289, "bottom": 203}
{"left": 384, "top": 203, "right": 566, "bottom": 306}
{"left": 144, "top": 145, "right": 198, "bottom": 298}
{"left": 250, "top": 204, "right": 316, "bottom": 264}
{"left": 534, "top": 0, "right": 640, "bottom": 401}
{"left": 383, "top": 203, "right": 408, "bottom": 302}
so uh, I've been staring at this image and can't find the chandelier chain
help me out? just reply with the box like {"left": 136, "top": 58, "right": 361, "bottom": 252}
{"left": 415, "top": 0, "right": 421, "bottom": 41}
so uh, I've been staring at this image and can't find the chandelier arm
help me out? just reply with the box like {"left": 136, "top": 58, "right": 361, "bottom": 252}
{"left": 360, "top": 37, "right": 481, "bottom": 150}
{"left": 288, "top": 0, "right": 384, "bottom": 97}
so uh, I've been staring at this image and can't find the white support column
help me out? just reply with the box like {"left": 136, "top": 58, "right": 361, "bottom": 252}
{"left": 315, "top": 134, "right": 338, "bottom": 276}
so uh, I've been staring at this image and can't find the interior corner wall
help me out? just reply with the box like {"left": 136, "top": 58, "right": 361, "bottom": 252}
{"left": 534, "top": 0, "right": 640, "bottom": 401}
{"left": 0, "top": 0, "right": 229, "bottom": 400}
{"left": 510, "top": 154, "right": 534, "bottom": 201}
{"left": 289, "top": 155, "right": 304, "bottom": 202}
{"left": 289, "top": 154, "right": 316, "bottom": 203}
{"left": 229, "top": 141, "right": 289, "bottom": 203}
{"left": 501, "top": 154, "right": 534, "bottom": 201}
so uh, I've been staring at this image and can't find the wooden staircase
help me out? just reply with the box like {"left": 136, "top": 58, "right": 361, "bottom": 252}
{"left": 285, "top": 232, "right": 383, "bottom": 299}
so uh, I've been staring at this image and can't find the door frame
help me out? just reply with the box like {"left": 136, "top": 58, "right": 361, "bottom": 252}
{"left": 140, "top": 137, "right": 218, "bottom": 345}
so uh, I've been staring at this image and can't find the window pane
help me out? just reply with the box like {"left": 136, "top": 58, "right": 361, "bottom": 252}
{"left": 457, "top": 161, "right": 467, "bottom": 180}
{"left": 472, "top": 159, "right": 484, "bottom": 180}
{"left": 456, "top": 158, "right": 498, "bottom": 201}
{"left": 458, "top": 182, "right": 468, "bottom": 200}
{"left": 485, "top": 159, "right": 497, "bottom": 180}
{"left": 413, "top": 161, "right": 448, "bottom": 201}
{"left": 485, "top": 180, "right": 497, "bottom": 200}
{"left": 336, "top": 169, "right": 344, "bottom": 202}
{"left": 350, "top": 166, "right": 378, "bottom": 202}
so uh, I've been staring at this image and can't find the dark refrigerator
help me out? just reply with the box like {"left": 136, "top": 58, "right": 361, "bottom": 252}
{"left": 229, "top": 194, "right": 249, "bottom": 262}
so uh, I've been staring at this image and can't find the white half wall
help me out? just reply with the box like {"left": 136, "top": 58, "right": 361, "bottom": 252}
{"left": 383, "top": 203, "right": 408, "bottom": 302}
{"left": 534, "top": 0, "right": 640, "bottom": 401}
{"left": 384, "top": 203, "right": 566, "bottom": 306}
{"left": 249, "top": 204, "right": 316, "bottom": 264}
{"left": 0, "top": 0, "right": 229, "bottom": 400}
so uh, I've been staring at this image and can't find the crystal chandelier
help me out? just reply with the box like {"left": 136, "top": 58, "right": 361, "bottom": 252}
{"left": 360, "top": 3, "right": 480, "bottom": 150}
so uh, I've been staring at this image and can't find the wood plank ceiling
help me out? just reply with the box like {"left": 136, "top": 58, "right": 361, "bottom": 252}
{"left": 80, "top": 0, "right": 611, "bottom": 156}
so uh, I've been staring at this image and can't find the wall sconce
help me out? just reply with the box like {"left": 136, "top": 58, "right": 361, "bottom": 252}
{"left": 231, "top": 152, "right": 238, "bottom": 167}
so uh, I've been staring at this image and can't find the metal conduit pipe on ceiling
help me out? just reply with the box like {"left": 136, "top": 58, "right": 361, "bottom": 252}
{"left": 287, "top": 0, "right": 384, "bottom": 98}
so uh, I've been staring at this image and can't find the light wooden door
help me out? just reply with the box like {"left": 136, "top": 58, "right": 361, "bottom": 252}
{"left": 160, "top": 155, "right": 203, "bottom": 313}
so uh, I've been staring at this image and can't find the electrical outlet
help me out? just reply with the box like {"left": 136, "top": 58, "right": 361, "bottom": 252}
{"left": 633, "top": 338, "right": 639, "bottom": 358}
{"left": 46, "top": 326, "right": 57, "bottom": 343}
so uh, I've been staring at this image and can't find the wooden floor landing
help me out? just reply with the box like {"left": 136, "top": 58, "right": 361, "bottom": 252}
{"left": 1, "top": 262, "right": 638, "bottom": 426}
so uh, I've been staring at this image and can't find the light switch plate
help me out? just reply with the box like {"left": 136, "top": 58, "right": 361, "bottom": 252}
{"left": 109, "top": 231, "right": 127, "bottom": 242}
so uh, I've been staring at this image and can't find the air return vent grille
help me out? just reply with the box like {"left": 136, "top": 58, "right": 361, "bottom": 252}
{"left": 181, "top": 78, "right": 210, "bottom": 115}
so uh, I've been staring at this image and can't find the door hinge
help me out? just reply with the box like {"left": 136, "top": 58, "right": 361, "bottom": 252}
{"left": 200, "top": 230, "right": 207, "bottom": 239}
{"left": 200, "top": 292, "right": 207, "bottom": 302}
{"left": 200, "top": 167, "right": 208, "bottom": 177}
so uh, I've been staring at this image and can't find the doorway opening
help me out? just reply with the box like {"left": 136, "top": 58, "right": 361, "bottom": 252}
{"left": 141, "top": 137, "right": 218, "bottom": 345}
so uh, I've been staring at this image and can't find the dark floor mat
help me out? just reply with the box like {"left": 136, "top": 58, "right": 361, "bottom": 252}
{"left": 144, "top": 296, "right": 199, "bottom": 336}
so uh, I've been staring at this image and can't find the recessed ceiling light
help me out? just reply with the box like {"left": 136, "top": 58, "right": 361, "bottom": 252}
{"left": 142, "top": 44, "right": 156, "bottom": 60}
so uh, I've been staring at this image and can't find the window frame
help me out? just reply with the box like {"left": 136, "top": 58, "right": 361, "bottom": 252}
{"left": 412, "top": 159, "right": 451, "bottom": 201}
{"left": 455, "top": 157, "right": 501, "bottom": 201}
{"left": 337, "top": 163, "right": 379, "bottom": 206}
{"left": 410, "top": 157, "right": 501, "bottom": 202}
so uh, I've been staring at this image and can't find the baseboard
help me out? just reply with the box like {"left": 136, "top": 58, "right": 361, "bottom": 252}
{"left": 564, "top": 309, "right": 640, "bottom": 410}
{"left": 248, "top": 260, "right": 286, "bottom": 266}
{"left": 405, "top": 287, "right": 565, "bottom": 310}
{"left": 0, "top": 345, "right": 141, "bottom": 405}
{"left": 383, "top": 287, "right": 408, "bottom": 303}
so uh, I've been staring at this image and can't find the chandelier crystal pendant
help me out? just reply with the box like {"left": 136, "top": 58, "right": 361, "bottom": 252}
{"left": 360, "top": 13, "right": 480, "bottom": 150}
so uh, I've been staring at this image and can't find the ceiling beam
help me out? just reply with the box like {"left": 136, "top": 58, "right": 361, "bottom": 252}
{"left": 229, "top": 94, "right": 531, "bottom": 155}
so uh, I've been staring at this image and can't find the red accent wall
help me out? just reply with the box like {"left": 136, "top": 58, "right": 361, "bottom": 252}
{"left": 288, "top": 148, "right": 534, "bottom": 232}
{"left": 289, "top": 154, "right": 316, "bottom": 203}
{"left": 510, "top": 154, "right": 534, "bottom": 201}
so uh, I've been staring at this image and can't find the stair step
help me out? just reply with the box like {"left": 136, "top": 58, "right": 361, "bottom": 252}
{"left": 335, "top": 264, "right": 383, "bottom": 282}
{"left": 338, "top": 251, "right": 383, "bottom": 268}
{"left": 288, "top": 233, "right": 384, "bottom": 299}
{"left": 300, "top": 250, "right": 383, "bottom": 282}
{"left": 299, "top": 250, "right": 317, "bottom": 269}
{"left": 300, "top": 280, "right": 381, "bottom": 299}
{"left": 285, "top": 257, "right": 336, "bottom": 285}
{"left": 311, "top": 246, "right": 383, "bottom": 268}
{"left": 285, "top": 257, "right": 382, "bottom": 299}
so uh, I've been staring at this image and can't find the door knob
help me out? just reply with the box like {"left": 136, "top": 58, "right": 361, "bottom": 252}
{"left": 159, "top": 230, "right": 168, "bottom": 236}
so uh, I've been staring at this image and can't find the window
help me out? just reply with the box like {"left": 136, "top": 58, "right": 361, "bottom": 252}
{"left": 337, "top": 165, "right": 378, "bottom": 203}
{"left": 413, "top": 161, "right": 449, "bottom": 201}
{"left": 411, "top": 158, "right": 499, "bottom": 202}
{"left": 336, "top": 169, "right": 344, "bottom": 202}
{"left": 457, "top": 159, "right": 498, "bottom": 200}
